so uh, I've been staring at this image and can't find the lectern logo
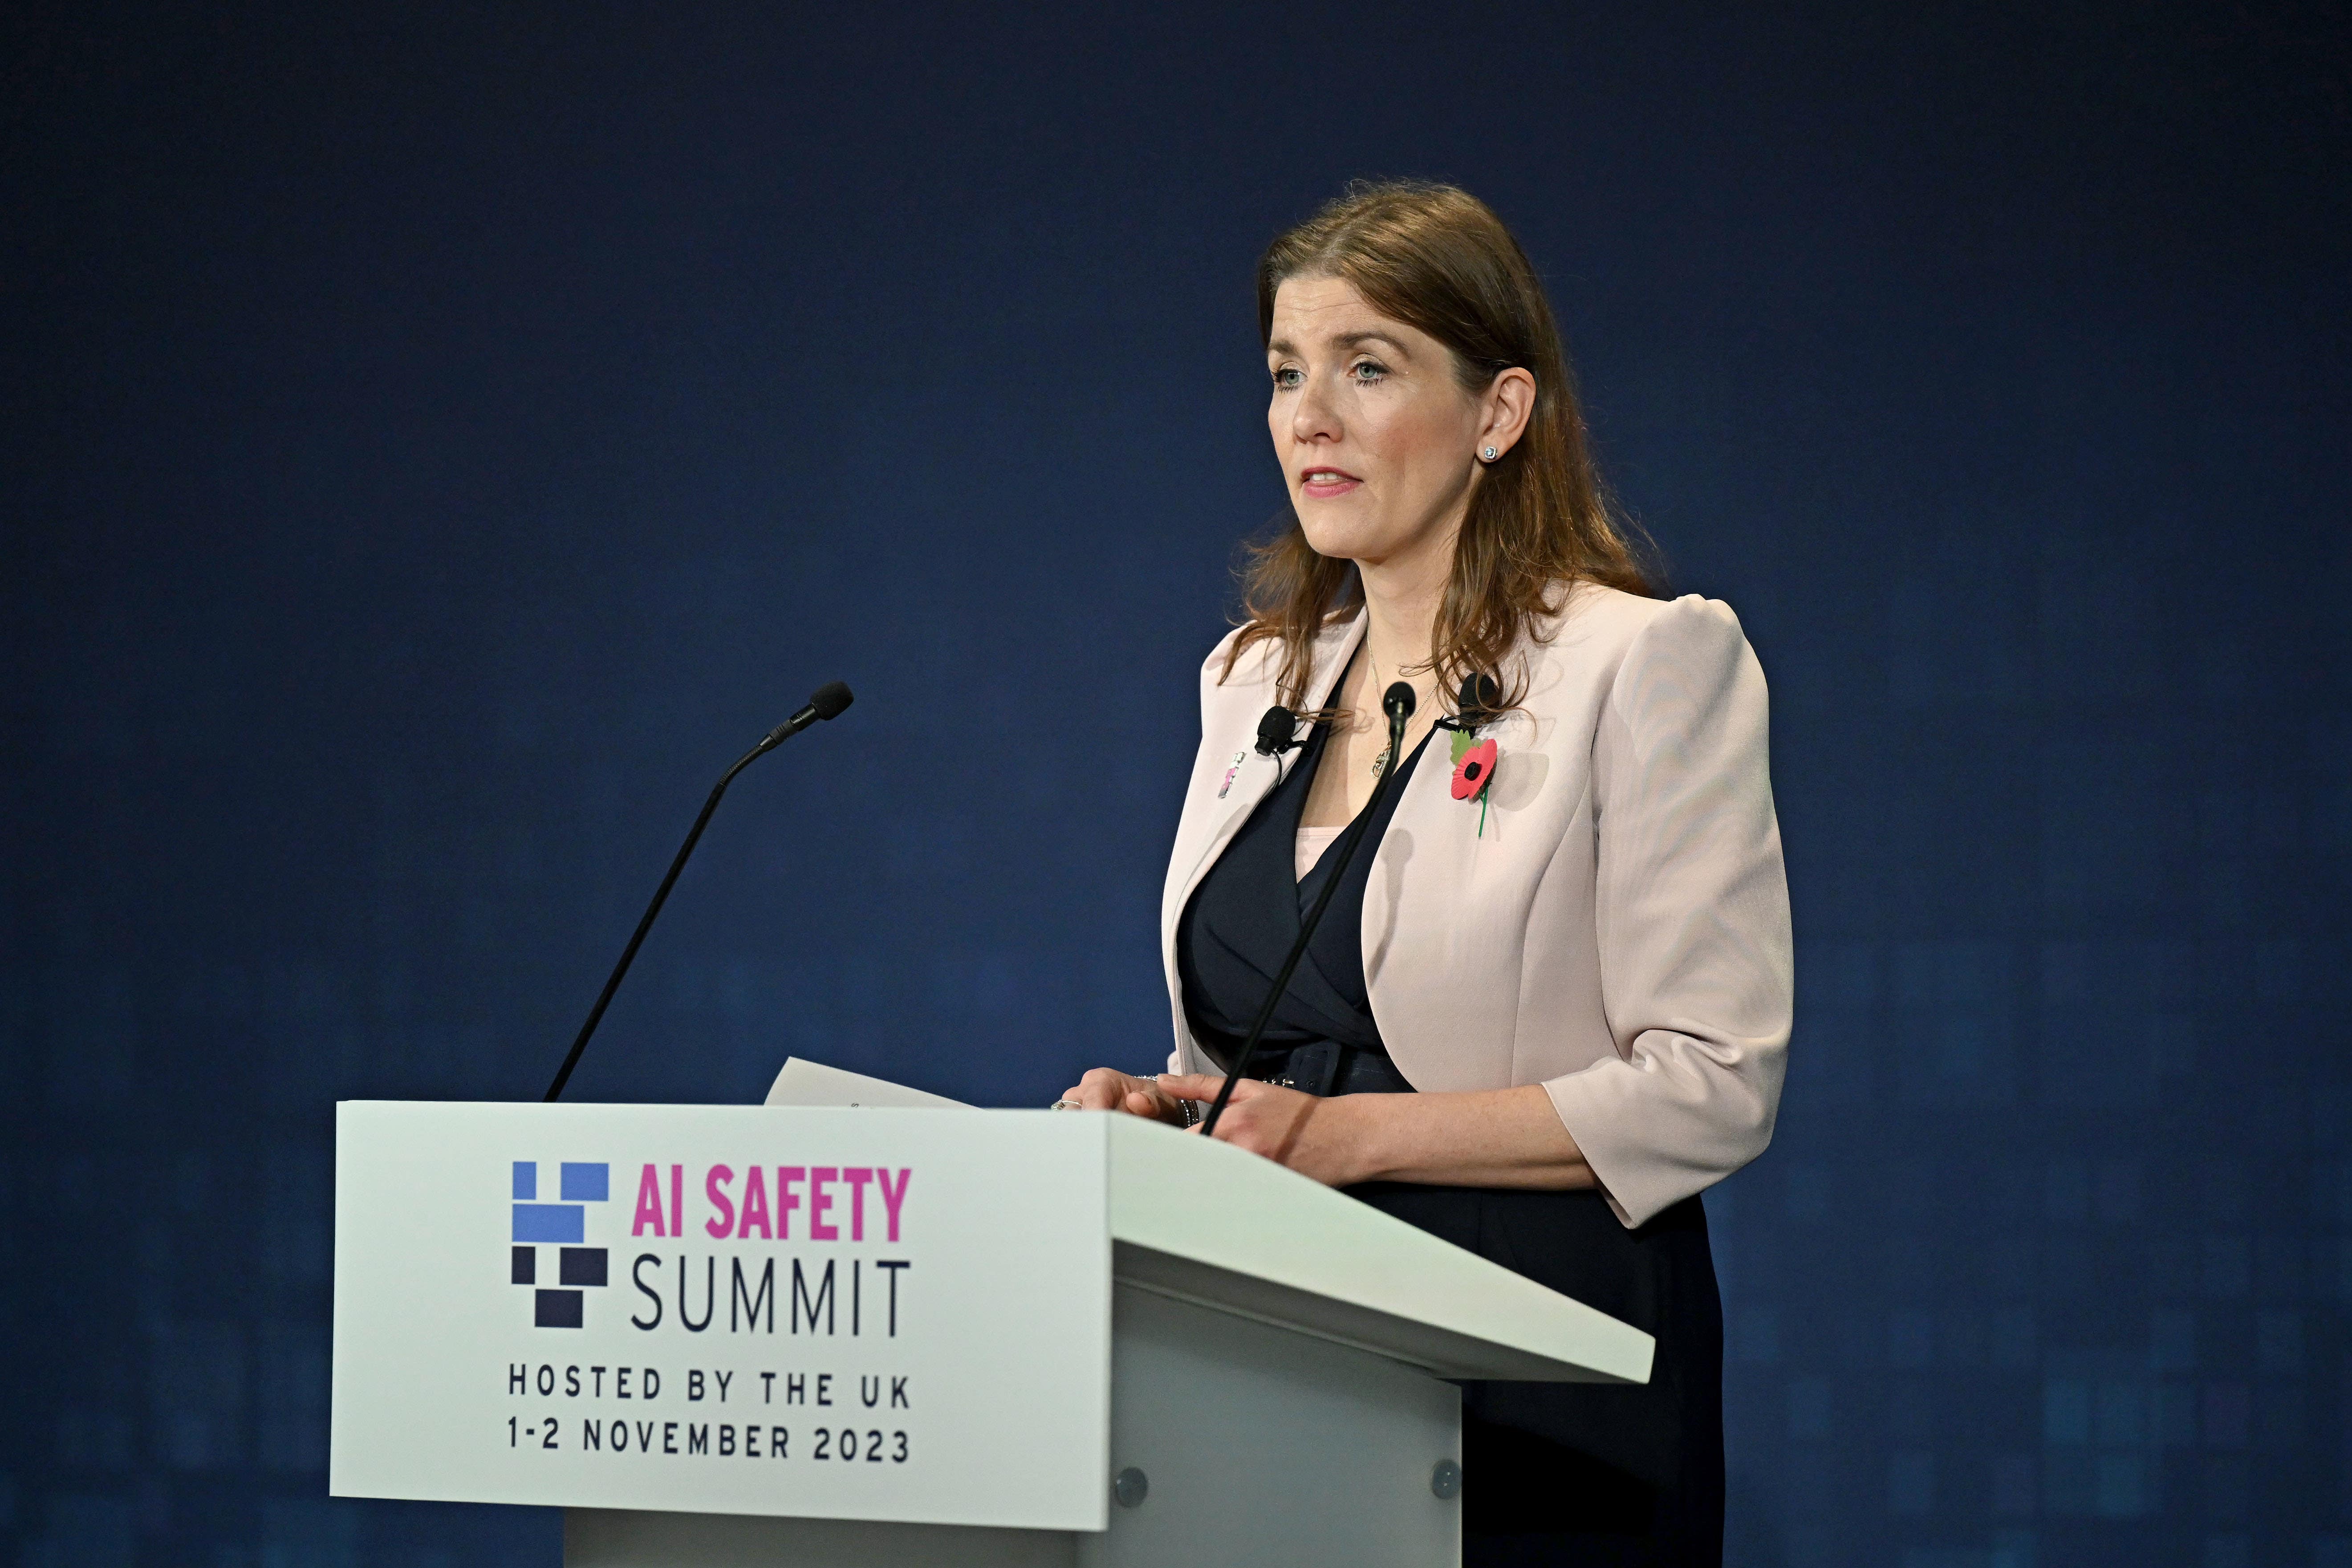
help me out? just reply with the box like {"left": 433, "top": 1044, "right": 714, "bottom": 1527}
{"left": 511, "top": 1162, "right": 610, "bottom": 1328}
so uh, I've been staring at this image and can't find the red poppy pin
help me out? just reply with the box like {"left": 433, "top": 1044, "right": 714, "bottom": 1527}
{"left": 1450, "top": 736, "right": 1498, "bottom": 800}
{"left": 1449, "top": 732, "right": 1499, "bottom": 837}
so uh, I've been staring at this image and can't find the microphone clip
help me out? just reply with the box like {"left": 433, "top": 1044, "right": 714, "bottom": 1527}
{"left": 1437, "top": 672, "right": 1504, "bottom": 734}
{"left": 1254, "top": 706, "right": 1302, "bottom": 758}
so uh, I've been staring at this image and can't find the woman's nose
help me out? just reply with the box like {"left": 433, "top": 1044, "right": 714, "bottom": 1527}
{"left": 1290, "top": 374, "right": 1342, "bottom": 443}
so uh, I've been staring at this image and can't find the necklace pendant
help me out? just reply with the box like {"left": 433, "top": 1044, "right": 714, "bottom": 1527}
{"left": 1369, "top": 744, "right": 1392, "bottom": 779}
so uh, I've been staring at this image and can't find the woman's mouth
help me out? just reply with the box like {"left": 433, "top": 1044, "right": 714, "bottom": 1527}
{"left": 1299, "top": 467, "right": 1362, "bottom": 499}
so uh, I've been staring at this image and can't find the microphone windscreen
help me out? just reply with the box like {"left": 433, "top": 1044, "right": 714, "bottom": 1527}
{"left": 1255, "top": 706, "right": 1296, "bottom": 755}
{"left": 809, "top": 681, "right": 855, "bottom": 720}
{"left": 1383, "top": 682, "right": 1416, "bottom": 720}
{"left": 1458, "top": 672, "right": 1501, "bottom": 721}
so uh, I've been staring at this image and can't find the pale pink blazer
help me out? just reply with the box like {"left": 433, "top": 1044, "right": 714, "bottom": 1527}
{"left": 1159, "top": 585, "right": 1793, "bottom": 1229}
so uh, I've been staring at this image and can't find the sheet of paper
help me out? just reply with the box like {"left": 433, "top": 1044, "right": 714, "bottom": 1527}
{"left": 762, "top": 1056, "right": 967, "bottom": 1109}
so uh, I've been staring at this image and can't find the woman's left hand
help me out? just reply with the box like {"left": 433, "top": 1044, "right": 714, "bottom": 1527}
{"left": 1153, "top": 1074, "right": 1601, "bottom": 1193}
{"left": 1154, "top": 1073, "right": 1367, "bottom": 1187}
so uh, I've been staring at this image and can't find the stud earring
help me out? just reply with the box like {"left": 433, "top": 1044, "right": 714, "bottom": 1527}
{"left": 1482, "top": 446, "right": 1499, "bottom": 462}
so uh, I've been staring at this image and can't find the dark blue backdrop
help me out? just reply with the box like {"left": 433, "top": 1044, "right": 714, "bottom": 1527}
{"left": 4, "top": 4, "right": 2347, "bottom": 1564}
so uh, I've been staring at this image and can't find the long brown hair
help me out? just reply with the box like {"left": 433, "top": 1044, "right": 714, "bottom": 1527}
{"left": 1227, "top": 180, "right": 1653, "bottom": 712}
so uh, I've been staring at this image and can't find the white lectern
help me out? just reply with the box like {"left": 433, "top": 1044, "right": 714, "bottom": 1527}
{"left": 330, "top": 1099, "right": 1651, "bottom": 1567}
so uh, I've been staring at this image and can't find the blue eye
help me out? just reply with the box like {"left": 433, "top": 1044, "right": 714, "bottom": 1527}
{"left": 1351, "top": 359, "right": 1388, "bottom": 382}
{"left": 1271, "top": 366, "right": 1304, "bottom": 390}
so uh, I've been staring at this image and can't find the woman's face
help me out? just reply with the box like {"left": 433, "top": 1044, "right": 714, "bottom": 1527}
{"left": 1265, "top": 275, "right": 1493, "bottom": 570}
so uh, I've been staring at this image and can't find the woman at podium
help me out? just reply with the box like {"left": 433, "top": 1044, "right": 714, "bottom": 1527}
{"left": 1063, "top": 181, "right": 1791, "bottom": 1566}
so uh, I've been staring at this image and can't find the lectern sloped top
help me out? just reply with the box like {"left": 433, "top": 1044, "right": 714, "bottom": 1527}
{"left": 1102, "top": 1114, "right": 1653, "bottom": 1384}
{"left": 329, "top": 1100, "right": 1652, "bottom": 1532}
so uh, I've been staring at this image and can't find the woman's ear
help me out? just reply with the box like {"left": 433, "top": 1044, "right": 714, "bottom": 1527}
{"left": 1478, "top": 367, "right": 1537, "bottom": 461}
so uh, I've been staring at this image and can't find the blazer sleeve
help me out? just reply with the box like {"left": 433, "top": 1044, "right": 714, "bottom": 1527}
{"left": 1540, "top": 594, "right": 1793, "bottom": 1228}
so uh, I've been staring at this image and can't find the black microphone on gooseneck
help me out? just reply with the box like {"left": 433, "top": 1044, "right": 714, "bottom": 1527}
{"left": 541, "top": 680, "right": 855, "bottom": 1102}
{"left": 1200, "top": 681, "right": 1416, "bottom": 1136}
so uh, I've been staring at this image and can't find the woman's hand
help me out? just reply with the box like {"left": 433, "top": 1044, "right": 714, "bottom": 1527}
{"left": 1160, "top": 1074, "right": 1599, "bottom": 1193}
{"left": 1155, "top": 1073, "right": 1368, "bottom": 1186}
{"left": 1058, "top": 1067, "right": 1187, "bottom": 1125}
{"left": 1063, "top": 1070, "right": 1599, "bottom": 1193}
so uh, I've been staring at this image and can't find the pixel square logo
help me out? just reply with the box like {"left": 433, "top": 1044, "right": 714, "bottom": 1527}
{"left": 510, "top": 1161, "right": 610, "bottom": 1328}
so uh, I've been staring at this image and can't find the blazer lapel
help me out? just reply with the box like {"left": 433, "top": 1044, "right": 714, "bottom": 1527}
{"left": 1361, "top": 646, "right": 1547, "bottom": 1084}
{"left": 1159, "top": 613, "right": 1366, "bottom": 1057}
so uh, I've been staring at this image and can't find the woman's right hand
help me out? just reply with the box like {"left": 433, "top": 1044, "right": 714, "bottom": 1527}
{"left": 1060, "top": 1068, "right": 1187, "bottom": 1125}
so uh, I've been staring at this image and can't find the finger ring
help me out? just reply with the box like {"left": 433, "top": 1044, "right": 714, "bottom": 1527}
{"left": 1049, "top": 1098, "right": 1082, "bottom": 1111}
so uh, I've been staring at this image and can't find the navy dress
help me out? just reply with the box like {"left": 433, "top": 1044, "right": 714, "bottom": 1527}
{"left": 1176, "top": 698, "right": 1726, "bottom": 1568}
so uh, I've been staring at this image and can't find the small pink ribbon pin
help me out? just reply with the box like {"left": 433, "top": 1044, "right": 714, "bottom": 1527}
{"left": 1215, "top": 749, "right": 1245, "bottom": 798}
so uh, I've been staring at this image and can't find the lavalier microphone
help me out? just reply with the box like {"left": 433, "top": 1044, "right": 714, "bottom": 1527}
{"left": 1254, "top": 706, "right": 1300, "bottom": 756}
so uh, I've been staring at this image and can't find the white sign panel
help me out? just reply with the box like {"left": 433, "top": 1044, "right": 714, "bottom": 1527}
{"left": 329, "top": 1102, "right": 1113, "bottom": 1531}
